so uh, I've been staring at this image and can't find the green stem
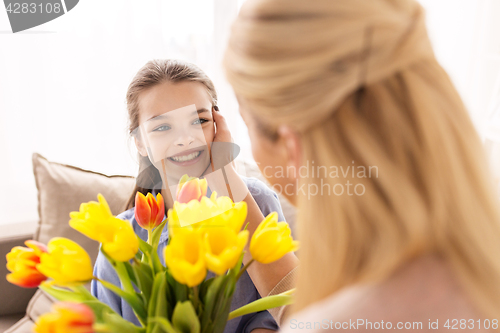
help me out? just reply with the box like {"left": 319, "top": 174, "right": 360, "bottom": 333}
{"left": 69, "top": 284, "right": 94, "bottom": 300}
{"left": 96, "top": 278, "right": 147, "bottom": 325}
{"left": 147, "top": 229, "right": 153, "bottom": 246}
{"left": 228, "top": 292, "right": 294, "bottom": 321}
{"left": 236, "top": 258, "right": 254, "bottom": 280}
{"left": 192, "top": 285, "right": 199, "bottom": 312}
{"left": 93, "top": 323, "right": 112, "bottom": 333}
{"left": 137, "top": 315, "right": 147, "bottom": 328}
{"left": 115, "top": 261, "right": 136, "bottom": 294}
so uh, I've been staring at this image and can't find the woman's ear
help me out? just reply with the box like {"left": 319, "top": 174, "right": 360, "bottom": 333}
{"left": 277, "top": 125, "right": 302, "bottom": 180}
{"left": 134, "top": 136, "right": 148, "bottom": 157}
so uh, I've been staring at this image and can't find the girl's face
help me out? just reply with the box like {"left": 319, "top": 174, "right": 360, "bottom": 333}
{"left": 135, "top": 81, "right": 215, "bottom": 183}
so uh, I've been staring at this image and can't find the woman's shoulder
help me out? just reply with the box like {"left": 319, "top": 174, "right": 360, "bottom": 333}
{"left": 281, "top": 255, "right": 483, "bottom": 332}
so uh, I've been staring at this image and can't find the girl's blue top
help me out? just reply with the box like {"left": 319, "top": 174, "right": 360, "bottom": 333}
{"left": 91, "top": 176, "right": 287, "bottom": 333}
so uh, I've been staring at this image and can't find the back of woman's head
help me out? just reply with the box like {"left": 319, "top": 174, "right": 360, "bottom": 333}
{"left": 224, "top": 0, "right": 500, "bottom": 318}
{"left": 124, "top": 59, "right": 217, "bottom": 210}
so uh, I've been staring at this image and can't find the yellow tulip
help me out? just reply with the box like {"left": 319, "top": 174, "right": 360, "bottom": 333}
{"left": 100, "top": 223, "right": 140, "bottom": 262}
{"left": 249, "top": 212, "right": 299, "bottom": 264}
{"left": 164, "top": 228, "right": 206, "bottom": 287}
{"left": 203, "top": 228, "right": 248, "bottom": 275}
{"left": 36, "top": 238, "right": 93, "bottom": 286}
{"left": 168, "top": 191, "right": 247, "bottom": 232}
{"left": 33, "top": 302, "right": 94, "bottom": 333}
{"left": 69, "top": 194, "right": 139, "bottom": 261}
{"left": 213, "top": 201, "right": 248, "bottom": 233}
{"left": 69, "top": 193, "right": 114, "bottom": 238}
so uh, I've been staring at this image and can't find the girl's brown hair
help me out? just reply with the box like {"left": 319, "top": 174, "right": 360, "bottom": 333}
{"left": 124, "top": 59, "right": 218, "bottom": 210}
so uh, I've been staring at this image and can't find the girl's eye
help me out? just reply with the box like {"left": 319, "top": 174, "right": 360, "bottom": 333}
{"left": 153, "top": 125, "right": 171, "bottom": 132}
{"left": 193, "top": 118, "right": 209, "bottom": 125}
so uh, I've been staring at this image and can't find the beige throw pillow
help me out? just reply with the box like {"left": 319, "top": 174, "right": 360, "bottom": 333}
{"left": 5, "top": 153, "right": 136, "bottom": 333}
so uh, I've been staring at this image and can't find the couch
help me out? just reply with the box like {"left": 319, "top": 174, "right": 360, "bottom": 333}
{"left": 0, "top": 153, "right": 296, "bottom": 332}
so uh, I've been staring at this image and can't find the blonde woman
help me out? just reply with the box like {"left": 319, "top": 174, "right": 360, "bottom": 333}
{"left": 224, "top": 0, "right": 500, "bottom": 331}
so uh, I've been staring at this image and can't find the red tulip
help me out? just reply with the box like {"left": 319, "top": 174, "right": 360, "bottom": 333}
{"left": 6, "top": 240, "right": 48, "bottom": 288}
{"left": 135, "top": 192, "right": 165, "bottom": 231}
{"left": 176, "top": 176, "right": 208, "bottom": 204}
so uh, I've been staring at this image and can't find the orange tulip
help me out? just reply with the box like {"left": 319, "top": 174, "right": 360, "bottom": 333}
{"left": 176, "top": 175, "right": 208, "bottom": 204}
{"left": 135, "top": 192, "right": 165, "bottom": 231}
{"left": 33, "top": 302, "right": 95, "bottom": 333}
{"left": 6, "top": 240, "right": 48, "bottom": 288}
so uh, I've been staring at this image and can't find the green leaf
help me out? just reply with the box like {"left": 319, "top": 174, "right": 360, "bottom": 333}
{"left": 172, "top": 301, "right": 200, "bottom": 333}
{"left": 147, "top": 273, "right": 162, "bottom": 320}
{"left": 99, "top": 279, "right": 148, "bottom": 325}
{"left": 124, "top": 260, "right": 139, "bottom": 287}
{"left": 100, "top": 248, "right": 136, "bottom": 294}
{"left": 81, "top": 300, "right": 120, "bottom": 322}
{"left": 147, "top": 271, "right": 172, "bottom": 333}
{"left": 166, "top": 269, "right": 189, "bottom": 303}
{"left": 66, "top": 285, "right": 122, "bottom": 322}
{"left": 198, "top": 277, "right": 214, "bottom": 304}
{"left": 138, "top": 237, "right": 153, "bottom": 255}
{"left": 155, "top": 273, "right": 168, "bottom": 319}
{"left": 139, "top": 237, "right": 165, "bottom": 275}
{"left": 200, "top": 275, "right": 228, "bottom": 332}
{"left": 102, "top": 310, "right": 145, "bottom": 333}
{"left": 40, "top": 283, "right": 130, "bottom": 325}
{"left": 148, "top": 317, "right": 180, "bottom": 333}
{"left": 135, "top": 250, "right": 143, "bottom": 260}
{"left": 227, "top": 294, "right": 294, "bottom": 321}
{"left": 133, "top": 260, "right": 154, "bottom": 304}
{"left": 151, "top": 218, "right": 168, "bottom": 250}
{"left": 151, "top": 251, "right": 165, "bottom": 275}
{"left": 39, "top": 283, "right": 89, "bottom": 302}
{"left": 211, "top": 279, "right": 234, "bottom": 333}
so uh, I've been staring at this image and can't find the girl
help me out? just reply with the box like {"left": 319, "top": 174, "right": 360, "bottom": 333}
{"left": 224, "top": 0, "right": 500, "bottom": 331}
{"left": 91, "top": 59, "right": 298, "bottom": 333}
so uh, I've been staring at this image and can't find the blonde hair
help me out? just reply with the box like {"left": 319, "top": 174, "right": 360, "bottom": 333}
{"left": 224, "top": 0, "right": 500, "bottom": 320}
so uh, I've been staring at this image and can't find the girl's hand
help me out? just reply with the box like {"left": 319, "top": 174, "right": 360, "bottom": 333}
{"left": 209, "top": 107, "right": 237, "bottom": 172}
{"left": 212, "top": 108, "right": 233, "bottom": 143}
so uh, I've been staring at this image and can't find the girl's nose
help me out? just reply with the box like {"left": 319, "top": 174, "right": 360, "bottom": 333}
{"left": 174, "top": 134, "right": 195, "bottom": 147}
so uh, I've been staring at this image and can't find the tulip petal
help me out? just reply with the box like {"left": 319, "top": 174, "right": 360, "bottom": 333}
{"left": 155, "top": 193, "right": 165, "bottom": 227}
{"left": 135, "top": 192, "right": 152, "bottom": 230}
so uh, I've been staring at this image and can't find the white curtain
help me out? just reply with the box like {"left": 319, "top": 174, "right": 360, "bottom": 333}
{"left": 418, "top": 0, "right": 500, "bottom": 133}
{"left": 1, "top": 0, "right": 499, "bottom": 225}
{"left": 0, "top": 0, "right": 244, "bottom": 225}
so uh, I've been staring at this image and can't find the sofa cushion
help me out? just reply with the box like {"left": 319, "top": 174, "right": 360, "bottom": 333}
{"left": 3, "top": 316, "right": 33, "bottom": 333}
{"left": 32, "top": 153, "right": 136, "bottom": 265}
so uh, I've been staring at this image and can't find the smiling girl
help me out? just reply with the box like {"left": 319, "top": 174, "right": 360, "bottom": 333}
{"left": 90, "top": 59, "right": 298, "bottom": 333}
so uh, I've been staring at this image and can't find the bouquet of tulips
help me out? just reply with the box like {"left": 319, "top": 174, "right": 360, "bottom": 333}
{"left": 5, "top": 175, "right": 298, "bottom": 333}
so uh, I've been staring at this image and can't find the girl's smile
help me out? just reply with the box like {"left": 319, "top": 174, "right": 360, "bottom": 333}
{"left": 167, "top": 147, "right": 206, "bottom": 166}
